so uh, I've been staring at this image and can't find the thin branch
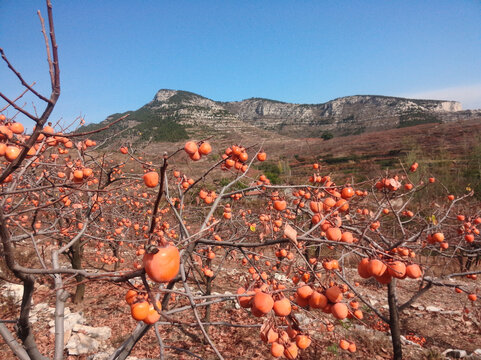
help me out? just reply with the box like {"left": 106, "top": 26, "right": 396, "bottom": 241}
{"left": 398, "top": 282, "right": 433, "bottom": 312}
{"left": 0, "top": 323, "right": 30, "bottom": 360}
{"left": 334, "top": 270, "right": 389, "bottom": 323}
{"left": 0, "top": 91, "right": 38, "bottom": 121}
{"left": 0, "top": 83, "right": 34, "bottom": 112}
{"left": 0, "top": 49, "right": 49, "bottom": 103}
{"left": 179, "top": 261, "right": 224, "bottom": 360}
{"left": 148, "top": 155, "right": 168, "bottom": 236}
{"left": 37, "top": 10, "right": 55, "bottom": 90}
{"left": 62, "top": 114, "right": 130, "bottom": 138}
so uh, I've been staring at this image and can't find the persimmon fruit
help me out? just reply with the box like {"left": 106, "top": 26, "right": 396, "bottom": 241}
{"left": 143, "top": 245, "right": 180, "bottom": 283}
{"left": 283, "top": 342, "right": 298, "bottom": 360}
{"left": 273, "top": 297, "right": 291, "bottom": 316}
{"left": 331, "top": 303, "right": 348, "bottom": 319}
{"left": 257, "top": 151, "right": 267, "bottom": 161}
{"left": 271, "top": 342, "right": 284, "bottom": 357}
{"left": 252, "top": 292, "right": 274, "bottom": 315}
{"left": 326, "top": 286, "right": 342, "bottom": 303}
{"left": 368, "top": 259, "right": 386, "bottom": 277}
{"left": 296, "top": 334, "right": 311, "bottom": 349}
{"left": 10, "top": 122, "right": 24, "bottom": 134}
{"left": 143, "top": 301, "right": 162, "bottom": 324}
{"left": 387, "top": 261, "right": 406, "bottom": 278}
{"left": 237, "top": 287, "right": 254, "bottom": 308}
{"left": 357, "top": 258, "right": 371, "bottom": 278}
{"left": 5, "top": 146, "right": 21, "bottom": 162}
{"left": 309, "top": 291, "right": 328, "bottom": 309}
{"left": 198, "top": 142, "right": 212, "bottom": 155}
{"left": 125, "top": 290, "right": 138, "bottom": 305}
{"left": 143, "top": 171, "right": 159, "bottom": 188}
{"left": 184, "top": 141, "right": 198, "bottom": 155}
{"left": 296, "top": 285, "right": 313, "bottom": 299}
{"left": 326, "top": 227, "right": 342, "bottom": 241}
{"left": 273, "top": 200, "right": 286, "bottom": 211}
{"left": 405, "top": 264, "right": 422, "bottom": 279}
{"left": 131, "top": 301, "right": 149, "bottom": 321}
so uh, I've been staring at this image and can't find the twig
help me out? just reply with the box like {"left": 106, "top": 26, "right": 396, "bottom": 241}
{"left": 61, "top": 114, "right": 130, "bottom": 138}
{"left": 0, "top": 84, "right": 34, "bottom": 112}
{"left": 179, "top": 261, "right": 224, "bottom": 360}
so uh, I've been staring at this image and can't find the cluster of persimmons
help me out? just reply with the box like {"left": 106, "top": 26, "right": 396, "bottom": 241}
{"left": 1, "top": 112, "right": 479, "bottom": 359}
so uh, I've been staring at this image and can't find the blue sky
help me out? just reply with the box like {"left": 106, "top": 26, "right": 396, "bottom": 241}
{"left": 1, "top": 1, "right": 480, "bottom": 128}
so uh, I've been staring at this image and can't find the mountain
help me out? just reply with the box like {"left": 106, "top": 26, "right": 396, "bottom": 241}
{"left": 223, "top": 95, "right": 468, "bottom": 137}
{"left": 80, "top": 89, "right": 481, "bottom": 142}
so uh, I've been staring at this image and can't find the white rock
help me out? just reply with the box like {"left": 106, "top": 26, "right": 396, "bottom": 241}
{"left": 73, "top": 324, "right": 111, "bottom": 341}
{"left": 353, "top": 325, "right": 366, "bottom": 331}
{"left": 90, "top": 352, "right": 110, "bottom": 360}
{"left": 63, "top": 329, "right": 72, "bottom": 346}
{"left": 467, "top": 351, "right": 481, "bottom": 360}
{"left": 400, "top": 335, "right": 422, "bottom": 348}
{"left": 443, "top": 349, "right": 468, "bottom": 358}
{"left": 30, "top": 303, "right": 51, "bottom": 323}
{"left": 46, "top": 307, "right": 56, "bottom": 316}
{"left": 426, "top": 305, "right": 442, "bottom": 312}
{"left": 66, "top": 333, "right": 99, "bottom": 355}
{"left": 293, "top": 312, "right": 310, "bottom": 326}
{"left": 32, "top": 302, "right": 49, "bottom": 313}
{"left": 274, "top": 273, "right": 288, "bottom": 282}
{"left": 2, "top": 283, "right": 27, "bottom": 304}
{"left": 49, "top": 311, "right": 85, "bottom": 333}
{"left": 368, "top": 296, "right": 378, "bottom": 306}
{"left": 410, "top": 303, "right": 425, "bottom": 311}
{"left": 440, "top": 310, "right": 462, "bottom": 316}
{"left": 466, "top": 353, "right": 481, "bottom": 360}
{"left": 66, "top": 311, "right": 85, "bottom": 329}
{"left": 89, "top": 347, "right": 117, "bottom": 360}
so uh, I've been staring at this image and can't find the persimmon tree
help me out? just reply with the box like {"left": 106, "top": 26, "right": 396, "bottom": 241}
{"left": 1, "top": 2, "right": 480, "bottom": 360}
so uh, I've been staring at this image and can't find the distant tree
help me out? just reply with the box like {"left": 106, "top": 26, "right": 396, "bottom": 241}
{"left": 321, "top": 131, "right": 334, "bottom": 140}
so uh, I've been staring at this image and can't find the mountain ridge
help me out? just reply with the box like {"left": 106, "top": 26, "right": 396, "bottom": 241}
{"left": 153, "top": 89, "right": 463, "bottom": 109}
{"left": 79, "top": 89, "right": 480, "bottom": 142}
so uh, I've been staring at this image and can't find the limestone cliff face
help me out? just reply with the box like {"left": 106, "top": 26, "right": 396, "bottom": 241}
{"left": 153, "top": 89, "right": 224, "bottom": 110}
{"left": 147, "top": 90, "right": 242, "bottom": 132}
{"left": 95, "top": 89, "right": 477, "bottom": 141}
{"left": 223, "top": 95, "right": 462, "bottom": 121}
{"left": 221, "top": 95, "right": 467, "bottom": 136}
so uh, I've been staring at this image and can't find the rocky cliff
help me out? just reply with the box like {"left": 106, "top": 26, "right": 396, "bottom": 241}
{"left": 83, "top": 89, "right": 479, "bottom": 142}
{"left": 222, "top": 95, "right": 466, "bottom": 136}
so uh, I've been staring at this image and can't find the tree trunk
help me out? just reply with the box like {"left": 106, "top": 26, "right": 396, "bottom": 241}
{"left": 72, "top": 239, "right": 85, "bottom": 304}
{"left": 203, "top": 259, "right": 213, "bottom": 334}
{"left": 113, "top": 244, "right": 120, "bottom": 271}
{"left": 388, "top": 279, "right": 403, "bottom": 360}
{"left": 109, "top": 323, "right": 151, "bottom": 360}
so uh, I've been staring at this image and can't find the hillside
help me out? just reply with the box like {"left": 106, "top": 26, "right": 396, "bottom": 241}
{"left": 78, "top": 90, "right": 481, "bottom": 143}
{"left": 223, "top": 94, "right": 469, "bottom": 137}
